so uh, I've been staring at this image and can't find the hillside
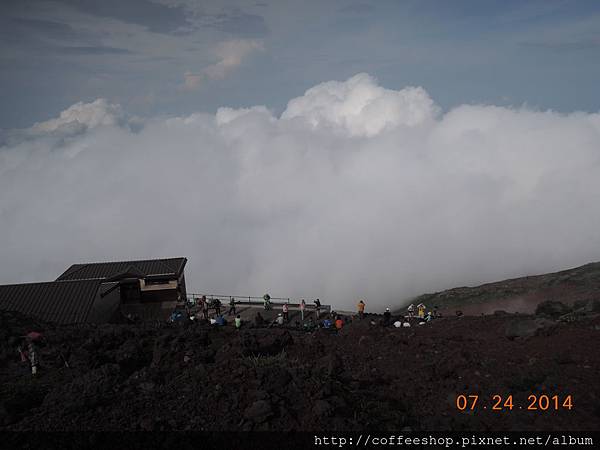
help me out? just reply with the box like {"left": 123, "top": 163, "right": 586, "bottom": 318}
{"left": 409, "top": 262, "right": 600, "bottom": 316}
{"left": 1, "top": 308, "right": 599, "bottom": 434}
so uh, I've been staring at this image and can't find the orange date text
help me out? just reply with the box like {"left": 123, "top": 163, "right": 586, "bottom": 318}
{"left": 455, "top": 394, "right": 573, "bottom": 411}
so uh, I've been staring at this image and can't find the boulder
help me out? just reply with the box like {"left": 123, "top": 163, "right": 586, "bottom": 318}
{"left": 243, "top": 400, "right": 273, "bottom": 423}
{"left": 506, "top": 370, "right": 547, "bottom": 391}
{"left": 357, "top": 335, "right": 372, "bottom": 346}
{"left": 315, "top": 353, "right": 343, "bottom": 377}
{"left": 138, "top": 382, "right": 156, "bottom": 393}
{"left": 240, "top": 330, "right": 294, "bottom": 356}
{"left": 572, "top": 298, "right": 600, "bottom": 312}
{"left": 535, "top": 301, "right": 571, "bottom": 318}
{"left": 259, "top": 367, "right": 292, "bottom": 391}
{"left": 196, "top": 348, "right": 216, "bottom": 363}
{"left": 573, "top": 299, "right": 588, "bottom": 310}
{"left": 0, "top": 403, "right": 9, "bottom": 427}
{"left": 534, "top": 318, "right": 558, "bottom": 336}
{"left": 582, "top": 299, "right": 600, "bottom": 313}
{"left": 115, "top": 340, "right": 150, "bottom": 375}
{"left": 505, "top": 318, "right": 555, "bottom": 339}
{"left": 313, "top": 400, "right": 332, "bottom": 417}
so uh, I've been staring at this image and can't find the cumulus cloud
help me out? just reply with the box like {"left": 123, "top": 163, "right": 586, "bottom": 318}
{"left": 281, "top": 73, "right": 439, "bottom": 137}
{"left": 0, "top": 98, "right": 135, "bottom": 150}
{"left": 183, "top": 39, "right": 263, "bottom": 90}
{"left": 31, "top": 98, "right": 126, "bottom": 133}
{"left": 2, "top": 73, "right": 600, "bottom": 310}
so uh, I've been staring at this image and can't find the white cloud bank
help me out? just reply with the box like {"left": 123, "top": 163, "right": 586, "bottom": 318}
{"left": 2, "top": 73, "right": 600, "bottom": 310}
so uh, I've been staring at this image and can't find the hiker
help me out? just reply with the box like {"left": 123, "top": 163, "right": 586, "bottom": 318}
{"left": 314, "top": 298, "right": 321, "bottom": 318}
{"left": 300, "top": 299, "right": 306, "bottom": 321}
{"left": 335, "top": 316, "right": 344, "bottom": 330}
{"left": 27, "top": 341, "right": 39, "bottom": 376}
{"left": 407, "top": 303, "right": 415, "bottom": 318}
{"left": 263, "top": 293, "right": 271, "bottom": 311}
{"left": 17, "top": 344, "right": 27, "bottom": 362}
{"left": 202, "top": 297, "right": 209, "bottom": 320}
{"left": 170, "top": 309, "right": 185, "bottom": 322}
{"left": 276, "top": 313, "right": 284, "bottom": 326}
{"left": 214, "top": 298, "right": 223, "bottom": 316}
{"left": 303, "top": 319, "right": 316, "bottom": 331}
{"left": 357, "top": 300, "right": 366, "bottom": 319}
{"left": 198, "top": 296, "right": 205, "bottom": 318}
{"left": 425, "top": 311, "right": 433, "bottom": 322}
{"left": 254, "top": 311, "right": 265, "bottom": 327}
{"left": 383, "top": 307, "right": 392, "bottom": 326}
{"left": 417, "top": 303, "right": 426, "bottom": 319}
{"left": 202, "top": 299, "right": 208, "bottom": 320}
{"left": 228, "top": 297, "right": 236, "bottom": 316}
{"left": 282, "top": 303, "right": 289, "bottom": 322}
{"left": 235, "top": 315, "right": 242, "bottom": 329}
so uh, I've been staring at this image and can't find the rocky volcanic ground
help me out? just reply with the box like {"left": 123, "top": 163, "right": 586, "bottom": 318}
{"left": 1, "top": 307, "right": 599, "bottom": 432}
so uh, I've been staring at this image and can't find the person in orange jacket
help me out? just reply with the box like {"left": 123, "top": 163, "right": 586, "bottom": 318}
{"left": 335, "top": 316, "right": 344, "bottom": 330}
{"left": 357, "top": 300, "right": 366, "bottom": 319}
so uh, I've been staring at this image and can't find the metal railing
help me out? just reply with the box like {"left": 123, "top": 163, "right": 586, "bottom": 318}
{"left": 185, "top": 293, "right": 330, "bottom": 311}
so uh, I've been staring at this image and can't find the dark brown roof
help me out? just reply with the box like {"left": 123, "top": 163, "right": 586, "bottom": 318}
{"left": 56, "top": 257, "right": 187, "bottom": 281}
{"left": 0, "top": 279, "right": 105, "bottom": 324}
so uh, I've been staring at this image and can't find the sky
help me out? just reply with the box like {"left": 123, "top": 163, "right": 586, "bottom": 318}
{"left": 1, "top": 1, "right": 600, "bottom": 310}
{"left": 2, "top": 0, "right": 600, "bottom": 127}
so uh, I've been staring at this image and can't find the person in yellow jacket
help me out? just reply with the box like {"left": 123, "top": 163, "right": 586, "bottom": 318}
{"left": 417, "top": 303, "right": 426, "bottom": 319}
{"left": 357, "top": 300, "right": 366, "bottom": 319}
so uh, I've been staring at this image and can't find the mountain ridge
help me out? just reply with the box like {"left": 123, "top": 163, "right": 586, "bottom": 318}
{"left": 404, "top": 261, "right": 600, "bottom": 315}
